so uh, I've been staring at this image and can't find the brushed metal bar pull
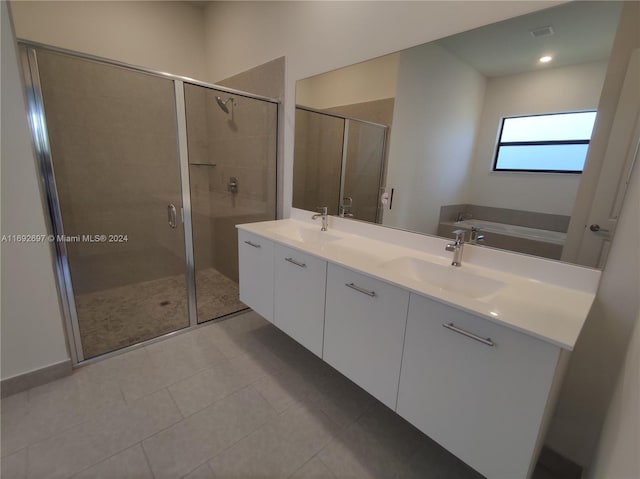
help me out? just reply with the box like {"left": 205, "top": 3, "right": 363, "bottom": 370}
{"left": 168, "top": 204, "right": 177, "bottom": 229}
{"left": 345, "top": 282, "right": 376, "bottom": 297}
{"left": 443, "top": 322, "right": 494, "bottom": 347}
{"left": 244, "top": 240, "right": 261, "bottom": 248}
{"left": 285, "top": 257, "right": 306, "bottom": 268}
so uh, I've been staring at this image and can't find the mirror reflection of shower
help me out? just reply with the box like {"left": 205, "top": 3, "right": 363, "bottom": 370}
{"left": 216, "top": 96, "right": 238, "bottom": 131}
{"left": 215, "top": 96, "right": 235, "bottom": 114}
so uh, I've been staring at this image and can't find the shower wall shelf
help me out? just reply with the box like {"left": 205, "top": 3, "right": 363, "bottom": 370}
{"left": 190, "top": 163, "right": 217, "bottom": 167}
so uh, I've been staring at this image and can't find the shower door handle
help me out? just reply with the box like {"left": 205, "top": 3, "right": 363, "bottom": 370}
{"left": 168, "top": 204, "right": 177, "bottom": 229}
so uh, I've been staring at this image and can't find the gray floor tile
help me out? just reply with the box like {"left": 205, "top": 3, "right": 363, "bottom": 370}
{"left": 142, "top": 386, "right": 275, "bottom": 479}
{"left": 145, "top": 329, "right": 227, "bottom": 373}
{"left": 289, "top": 457, "right": 337, "bottom": 479}
{"left": 393, "top": 440, "right": 483, "bottom": 479}
{"left": 356, "top": 402, "right": 425, "bottom": 461}
{"left": 305, "top": 371, "right": 376, "bottom": 430}
{"left": 26, "top": 389, "right": 181, "bottom": 479}
{"left": 1, "top": 368, "right": 123, "bottom": 457}
{"left": 1, "top": 448, "right": 27, "bottom": 479}
{"left": 251, "top": 367, "right": 317, "bottom": 413}
{"left": 182, "top": 463, "right": 216, "bottom": 479}
{"left": 208, "top": 403, "right": 341, "bottom": 479}
{"left": 168, "top": 360, "right": 254, "bottom": 417}
{"left": 72, "top": 444, "right": 153, "bottom": 479}
{"left": 318, "top": 420, "right": 409, "bottom": 479}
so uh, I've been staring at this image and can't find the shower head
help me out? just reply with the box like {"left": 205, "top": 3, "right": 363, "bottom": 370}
{"left": 215, "top": 96, "right": 234, "bottom": 114}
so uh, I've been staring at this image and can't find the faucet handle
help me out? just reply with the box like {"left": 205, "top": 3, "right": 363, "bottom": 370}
{"left": 452, "top": 229, "right": 466, "bottom": 242}
{"left": 315, "top": 206, "right": 328, "bottom": 215}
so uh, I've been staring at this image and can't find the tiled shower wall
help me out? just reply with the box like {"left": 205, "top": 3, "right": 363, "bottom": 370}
{"left": 293, "top": 98, "right": 393, "bottom": 221}
{"left": 293, "top": 110, "right": 344, "bottom": 216}
{"left": 38, "top": 50, "right": 186, "bottom": 295}
{"left": 186, "top": 58, "right": 283, "bottom": 284}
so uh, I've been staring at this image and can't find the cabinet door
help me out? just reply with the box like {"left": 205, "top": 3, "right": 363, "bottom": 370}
{"left": 274, "top": 244, "right": 327, "bottom": 357}
{"left": 397, "top": 293, "right": 561, "bottom": 479}
{"left": 324, "top": 264, "right": 410, "bottom": 409}
{"left": 238, "top": 230, "right": 274, "bottom": 322}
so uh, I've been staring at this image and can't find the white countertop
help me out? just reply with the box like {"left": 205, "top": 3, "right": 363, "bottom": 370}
{"left": 237, "top": 217, "right": 600, "bottom": 350}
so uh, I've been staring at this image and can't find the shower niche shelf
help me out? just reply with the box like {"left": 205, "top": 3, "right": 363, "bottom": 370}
{"left": 189, "top": 163, "right": 217, "bottom": 167}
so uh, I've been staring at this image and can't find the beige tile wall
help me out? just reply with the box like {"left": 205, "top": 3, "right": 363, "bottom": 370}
{"left": 292, "top": 109, "right": 344, "bottom": 215}
{"left": 185, "top": 58, "right": 281, "bottom": 287}
{"left": 38, "top": 50, "right": 186, "bottom": 295}
{"left": 293, "top": 99, "right": 393, "bottom": 221}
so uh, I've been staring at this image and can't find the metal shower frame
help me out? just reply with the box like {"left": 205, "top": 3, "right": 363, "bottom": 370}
{"left": 19, "top": 40, "right": 281, "bottom": 365}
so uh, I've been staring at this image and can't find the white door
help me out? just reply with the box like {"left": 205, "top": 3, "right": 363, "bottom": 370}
{"left": 567, "top": 49, "right": 640, "bottom": 267}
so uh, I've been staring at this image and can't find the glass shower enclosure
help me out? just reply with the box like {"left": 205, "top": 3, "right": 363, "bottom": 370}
{"left": 21, "top": 44, "right": 278, "bottom": 361}
{"left": 293, "top": 106, "right": 387, "bottom": 222}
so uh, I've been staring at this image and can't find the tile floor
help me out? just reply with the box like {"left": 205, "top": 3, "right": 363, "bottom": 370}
{"left": 75, "top": 267, "right": 246, "bottom": 358}
{"left": 1, "top": 311, "right": 555, "bottom": 479}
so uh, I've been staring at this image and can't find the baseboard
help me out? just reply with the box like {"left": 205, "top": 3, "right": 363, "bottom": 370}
{"left": 1, "top": 359, "right": 72, "bottom": 397}
{"left": 538, "top": 446, "right": 583, "bottom": 479}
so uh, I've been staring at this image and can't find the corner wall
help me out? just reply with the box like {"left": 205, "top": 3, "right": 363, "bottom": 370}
{"left": 1, "top": 2, "right": 69, "bottom": 380}
{"left": 10, "top": 0, "right": 207, "bottom": 81}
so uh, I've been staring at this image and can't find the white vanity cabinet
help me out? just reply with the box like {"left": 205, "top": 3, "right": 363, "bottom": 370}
{"left": 238, "top": 230, "right": 274, "bottom": 323}
{"left": 396, "top": 293, "right": 562, "bottom": 479}
{"left": 273, "top": 244, "right": 327, "bottom": 357}
{"left": 323, "top": 263, "right": 410, "bottom": 409}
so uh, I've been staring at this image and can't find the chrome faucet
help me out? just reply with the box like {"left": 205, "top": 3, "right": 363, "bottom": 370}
{"left": 312, "top": 206, "right": 328, "bottom": 231}
{"left": 339, "top": 197, "right": 354, "bottom": 218}
{"left": 445, "top": 229, "right": 466, "bottom": 267}
{"left": 469, "top": 226, "right": 485, "bottom": 245}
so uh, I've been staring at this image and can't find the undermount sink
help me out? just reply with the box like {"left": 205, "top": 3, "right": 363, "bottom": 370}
{"left": 380, "top": 256, "right": 505, "bottom": 299}
{"left": 267, "top": 224, "right": 341, "bottom": 246}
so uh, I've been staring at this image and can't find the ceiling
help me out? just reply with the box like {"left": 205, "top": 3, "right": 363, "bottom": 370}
{"left": 436, "top": 1, "right": 623, "bottom": 78}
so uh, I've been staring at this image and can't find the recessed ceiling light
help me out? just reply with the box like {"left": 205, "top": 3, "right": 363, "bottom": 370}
{"left": 539, "top": 55, "right": 553, "bottom": 63}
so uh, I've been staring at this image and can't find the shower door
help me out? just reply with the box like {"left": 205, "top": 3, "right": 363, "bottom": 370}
{"left": 183, "top": 84, "right": 278, "bottom": 323}
{"left": 342, "top": 119, "right": 387, "bottom": 223}
{"left": 292, "top": 108, "right": 345, "bottom": 215}
{"left": 30, "top": 49, "right": 190, "bottom": 359}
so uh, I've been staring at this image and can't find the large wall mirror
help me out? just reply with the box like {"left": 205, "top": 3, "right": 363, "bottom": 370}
{"left": 294, "top": 1, "right": 631, "bottom": 268}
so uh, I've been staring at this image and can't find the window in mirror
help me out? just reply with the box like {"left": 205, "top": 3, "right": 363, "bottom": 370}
{"left": 493, "top": 111, "right": 597, "bottom": 173}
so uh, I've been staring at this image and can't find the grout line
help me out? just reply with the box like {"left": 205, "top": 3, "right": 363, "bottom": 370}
{"left": 165, "top": 386, "right": 186, "bottom": 419}
{"left": 140, "top": 441, "right": 157, "bottom": 479}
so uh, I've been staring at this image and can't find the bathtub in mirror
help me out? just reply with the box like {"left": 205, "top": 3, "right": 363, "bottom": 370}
{"left": 293, "top": 1, "right": 633, "bottom": 268}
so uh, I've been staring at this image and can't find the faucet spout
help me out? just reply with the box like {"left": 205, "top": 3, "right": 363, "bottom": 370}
{"left": 312, "top": 206, "right": 329, "bottom": 231}
{"left": 445, "top": 229, "right": 466, "bottom": 266}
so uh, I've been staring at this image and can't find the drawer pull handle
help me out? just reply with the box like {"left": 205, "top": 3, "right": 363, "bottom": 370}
{"left": 244, "top": 240, "right": 261, "bottom": 248}
{"left": 443, "top": 322, "right": 494, "bottom": 347}
{"left": 285, "top": 257, "right": 307, "bottom": 268}
{"left": 345, "top": 282, "right": 376, "bottom": 297}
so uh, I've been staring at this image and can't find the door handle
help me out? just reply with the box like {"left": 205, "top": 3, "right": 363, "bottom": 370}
{"left": 589, "top": 224, "right": 610, "bottom": 233}
{"left": 345, "top": 282, "right": 376, "bottom": 297}
{"left": 285, "top": 257, "right": 307, "bottom": 268}
{"left": 168, "top": 204, "right": 177, "bottom": 229}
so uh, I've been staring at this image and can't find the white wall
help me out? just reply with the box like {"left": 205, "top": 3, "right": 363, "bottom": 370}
{"left": 203, "top": 1, "right": 564, "bottom": 219}
{"left": 296, "top": 53, "right": 399, "bottom": 109}
{"left": 383, "top": 42, "right": 486, "bottom": 234}
{"left": 10, "top": 1, "right": 207, "bottom": 80}
{"left": 1, "top": 2, "right": 69, "bottom": 379}
{"left": 545, "top": 143, "right": 640, "bottom": 467}
{"left": 587, "top": 310, "right": 640, "bottom": 479}
{"left": 467, "top": 61, "right": 608, "bottom": 216}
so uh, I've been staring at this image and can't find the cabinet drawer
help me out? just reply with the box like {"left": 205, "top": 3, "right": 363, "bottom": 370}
{"left": 324, "top": 264, "right": 410, "bottom": 409}
{"left": 274, "top": 244, "right": 327, "bottom": 357}
{"left": 238, "top": 230, "right": 274, "bottom": 322}
{"left": 397, "top": 293, "right": 561, "bottom": 478}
